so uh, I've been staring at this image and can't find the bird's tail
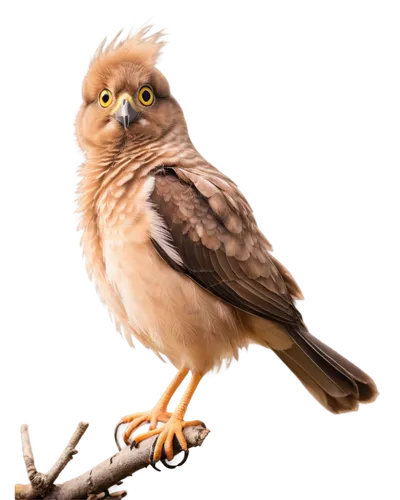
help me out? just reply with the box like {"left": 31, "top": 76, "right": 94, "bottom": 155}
{"left": 273, "top": 325, "right": 378, "bottom": 413}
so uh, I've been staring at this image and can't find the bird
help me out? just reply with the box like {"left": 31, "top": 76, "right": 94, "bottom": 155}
{"left": 75, "top": 26, "right": 378, "bottom": 463}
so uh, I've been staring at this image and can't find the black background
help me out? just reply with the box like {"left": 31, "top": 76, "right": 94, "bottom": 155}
{"left": 7, "top": 12, "right": 390, "bottom": 499}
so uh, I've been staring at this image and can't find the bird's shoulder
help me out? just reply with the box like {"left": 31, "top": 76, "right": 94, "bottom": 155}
{"left": 152, "top": 165, "right": 267, "bottom": 254}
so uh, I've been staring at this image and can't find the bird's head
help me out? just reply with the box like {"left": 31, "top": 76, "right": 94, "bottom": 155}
{"left": 76, "top": 27, "right": 184, "bottom": 155}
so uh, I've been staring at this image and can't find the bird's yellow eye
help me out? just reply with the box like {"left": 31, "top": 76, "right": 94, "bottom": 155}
{"left": 99, "top": 89, "right": 113, "bottom": 108}
{"left": 138, "top": 86, "right": 155, "bottom": 107}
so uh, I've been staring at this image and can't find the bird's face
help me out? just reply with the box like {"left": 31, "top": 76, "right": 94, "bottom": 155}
{"left": 76, "top": 59, "right": 183, "bottom": 154}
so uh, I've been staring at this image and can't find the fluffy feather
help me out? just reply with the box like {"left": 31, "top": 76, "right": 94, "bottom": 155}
{"left": 93, "top": 26, "right": 164, "bottom": 60}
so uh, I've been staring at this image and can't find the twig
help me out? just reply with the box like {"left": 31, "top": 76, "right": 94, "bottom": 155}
{"left": 46, "top": 422, "right": 89, "bottom": 485}
{"left": 16, "top": 422, "right": 89, "bottom": 499}
{"left": 15, "top": 424, "right": 209, "bottom": 500}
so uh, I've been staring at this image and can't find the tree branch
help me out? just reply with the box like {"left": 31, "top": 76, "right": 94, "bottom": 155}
{"left": 15, "top": 423, "right": 210, "bottom": 500}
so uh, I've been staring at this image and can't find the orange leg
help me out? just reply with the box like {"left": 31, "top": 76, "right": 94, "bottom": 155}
{"left": 132, "top": 372, "right": 204, "bottom": 462}
{"left": 115, "top": 368, "right": 189, "bottom": 450}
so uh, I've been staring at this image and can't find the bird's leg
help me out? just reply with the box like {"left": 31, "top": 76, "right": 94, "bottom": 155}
{"left": 116, "top": 368, "right": 189, "bottom": 448}
{"left": 132, "top": 372, "right": 205, "bottom": 462}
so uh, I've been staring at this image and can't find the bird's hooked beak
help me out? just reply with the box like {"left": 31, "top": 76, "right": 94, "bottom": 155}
{"left": 114, "top": 98, "right": 140, "bottom": 129}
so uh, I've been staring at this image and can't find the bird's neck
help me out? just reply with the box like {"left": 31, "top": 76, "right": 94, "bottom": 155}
{"left": 86, "top": 122, "right": 206, "bottom": 170}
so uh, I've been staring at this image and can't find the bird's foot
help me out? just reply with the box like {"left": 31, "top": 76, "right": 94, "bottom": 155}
{"left": 114, "top": 408, "right": 172, "bottom": 450}
{"left": 132, "top": 416, "right": 205, "bottom": 462}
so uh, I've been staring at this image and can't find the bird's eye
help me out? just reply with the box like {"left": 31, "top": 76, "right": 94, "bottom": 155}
{"left": 138, "top": 86, "right": 155, "bottom": 107}
{"left": 99, "top": 89, "right": 113, "bottom": 108}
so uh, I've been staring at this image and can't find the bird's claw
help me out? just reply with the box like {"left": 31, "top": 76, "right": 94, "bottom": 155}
{"left": 150, "top": 450, "right": 192, "bottom": 472}
{"left": 150, "top": 436, "right": 190, "bottom": 471}
{"left": 114, "top": 409, "right": 172, "bottom": 450}
{"left": 132, "top": 417, "right": 201, "bottom": 462}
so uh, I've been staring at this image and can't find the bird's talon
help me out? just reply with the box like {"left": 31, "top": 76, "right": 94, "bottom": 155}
{"left": 150, "top": 461, "right": 162, "bottom": 472}
{"left": 115, "top": 409, "right": 172, "bottom": 450}
{"left": 149, "top": 417, "right": 198, "bottom": 463}
{"left": 161, "top": 457, "right": 177, "bottom": 469}
{"left": 129, "top": 440, "right": 137, "bottom": 450}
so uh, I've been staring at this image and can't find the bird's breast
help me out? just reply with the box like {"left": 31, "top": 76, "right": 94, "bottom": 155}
{"left": 99, "top": 215, "right": 247, "bottom": 372}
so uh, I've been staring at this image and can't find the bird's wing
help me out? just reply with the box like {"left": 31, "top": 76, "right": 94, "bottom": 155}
{"left": 149, "top": 166, "right": 304, "bottom": 325}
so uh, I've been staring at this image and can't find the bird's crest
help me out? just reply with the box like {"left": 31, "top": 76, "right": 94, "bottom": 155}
{"left": 91, "top": 25, "right": 166, "bottom": 69}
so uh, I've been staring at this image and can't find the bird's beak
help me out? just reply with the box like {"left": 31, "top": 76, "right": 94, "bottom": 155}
{"left": 114, "top": 98, "right": 140, "bottom": 129}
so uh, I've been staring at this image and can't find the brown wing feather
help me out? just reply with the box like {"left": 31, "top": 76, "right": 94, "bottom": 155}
{"left": 150, "top": 167, "right": 303, "bottom": 325}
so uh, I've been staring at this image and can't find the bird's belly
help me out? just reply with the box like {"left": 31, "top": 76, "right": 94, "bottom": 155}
{"left": 102, "top": 238, "right": 248, "bottom": 372}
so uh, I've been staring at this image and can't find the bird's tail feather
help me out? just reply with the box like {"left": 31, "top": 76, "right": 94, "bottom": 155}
{"left": 273, "top": 325, "right": 378, "bottom": 413}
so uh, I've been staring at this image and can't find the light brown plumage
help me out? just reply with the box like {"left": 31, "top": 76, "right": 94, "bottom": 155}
{"left": 76, "top": 26, "right": 378, "bottom": 461}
